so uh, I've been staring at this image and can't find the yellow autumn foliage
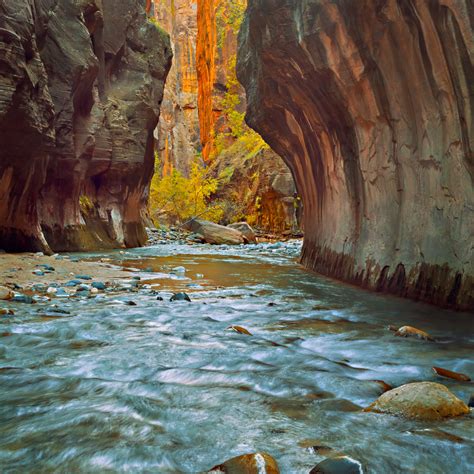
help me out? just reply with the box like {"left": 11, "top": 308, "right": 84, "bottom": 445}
{"left": 150, "top": 159, "right": 224, "bottom": 224}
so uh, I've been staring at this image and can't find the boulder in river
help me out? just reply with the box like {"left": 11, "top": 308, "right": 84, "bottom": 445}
{"left": 0, "top": 286, "right": 14, "bottom": 300}
{"left": 394, "top": 325, "right": 434, "bottom": 341}
{"left": 184, "top": 219, "right": 245, "bottom": 245}
{"left": 170, "top": 292, "right": 191, "bottom": 302}
{"left": 309, "top": 455, "right": 364, "bottom": 474}
{"left": 227, "top": 222, "right": 257, "bottom": 243}
{"left": 365, "top": 382, "right": 470, "bottom": 420}
{"left": 209, "top": 452, "right": 279, "bottom": 473}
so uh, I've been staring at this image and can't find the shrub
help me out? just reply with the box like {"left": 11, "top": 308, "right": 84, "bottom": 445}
{"left": 150, "top": 159, "right": 224, "bottom": 224}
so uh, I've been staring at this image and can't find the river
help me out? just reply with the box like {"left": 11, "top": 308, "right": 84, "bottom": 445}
{"left": 0, "top": 241, "right": 473, "bottom": 473}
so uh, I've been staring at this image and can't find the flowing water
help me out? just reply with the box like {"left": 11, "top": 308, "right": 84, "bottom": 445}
{"left": 1, "top": 242, "right": 473, "bottom": 473}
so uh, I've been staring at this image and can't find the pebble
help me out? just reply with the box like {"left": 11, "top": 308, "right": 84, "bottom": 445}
{"left": 125, "top": 301, "right": 137, "bottom": 306}
{"left": 0, "top": 286, "right": 14, "bottom": 300}
{"left": 0, "top": 308, "right": 15, "bottom": 315}
{"left": 12, "top": 294, "right": 34, "bottom": 304}
{"left": 36, "top": 264, "right": 55, "bottom": 271}
{"left": 65, "top": 280, "right": 82, "bottom": 287}
{"left": 75, "top": 290, "right": 90, "bottom": 297}
{"left": 156, "top": 296, "right": 164, "bottom": 301}
{"left": 33, "top": 270, "right": 45, "bottom": 276}
{"left": 75, "top": 275, "right": 92, "bottom": 280}
{"left": 92, "top": 282, "right": 106, "bottom": 290}
{"left": 172, "top": 266, "right": 186, "bottom": 274}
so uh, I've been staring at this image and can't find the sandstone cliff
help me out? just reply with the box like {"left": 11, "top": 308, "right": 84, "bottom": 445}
{"left": 152, "top": 0, "right": 298, "bottom": 232}
{"left": 0, "top": 0, "right": 172, "bottom": 253}
{"left": 238, "top": 0, "right": 473, "bottom": 309}
{"left": 154, "top": 0, "right": 200, "bottom": 175}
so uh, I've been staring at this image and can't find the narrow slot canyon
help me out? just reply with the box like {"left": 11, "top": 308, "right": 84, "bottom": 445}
{"left": 0, "top": 1, "right": 473, "bottom": 473}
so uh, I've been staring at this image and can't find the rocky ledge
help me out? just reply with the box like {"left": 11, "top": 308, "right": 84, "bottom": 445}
{"left": 0, "top": 0, "right": 172, "bottom": 254}
{"left": 237, "top": 0, "right": 473, "bottom": 310}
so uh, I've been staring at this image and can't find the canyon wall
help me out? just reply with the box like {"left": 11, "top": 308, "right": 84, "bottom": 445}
{"left": 0, "top": 0, "right": 172, "bottom": 253}
{"left": 153, "top": 0, "right": 298, "bottom": 231}
{"left": 154, "top": 0, "right": 200, "bottom": 175}
{"left": 238, "top": 0, "right": 473, "bottom": 309}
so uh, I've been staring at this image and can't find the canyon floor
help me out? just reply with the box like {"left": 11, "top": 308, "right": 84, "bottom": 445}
{"left": 0, "top": 241, "right": 472, "bottom": 473}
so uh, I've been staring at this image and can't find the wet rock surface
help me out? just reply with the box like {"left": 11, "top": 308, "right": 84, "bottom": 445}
{"left": 237, "top": 0, "right": 474, "bottom": 309}
{"left": 209, "top": 452, "right": 279, "bottom": 473}
{"left": 366, "top": 382, "right": 470, "bottom": 420}
{"left": 0, "top": 0, "right": 172, "bottom": 253}
{"left": 309, "top": 456, "right": 364, "bottom": 474}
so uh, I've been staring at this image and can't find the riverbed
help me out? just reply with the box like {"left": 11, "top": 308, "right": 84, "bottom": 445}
{"left": 0, "top": 241, "right": 473, "bottom": 473}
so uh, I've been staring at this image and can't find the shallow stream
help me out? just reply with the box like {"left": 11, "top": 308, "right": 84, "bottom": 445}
{"left": 1, "top": 242, "right": 473, "bottom": 473}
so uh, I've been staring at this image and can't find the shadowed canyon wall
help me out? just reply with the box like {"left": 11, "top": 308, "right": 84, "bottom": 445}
{"left": 0, "top": 0, "right": 172, "bottom": 253}
{"left": 238, "top": 0, "right": 473, "bottom": 309}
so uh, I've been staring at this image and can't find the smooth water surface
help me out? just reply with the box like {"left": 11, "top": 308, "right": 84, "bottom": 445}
{"left": 1, "top": 242, "right": 473, "bottom": 473}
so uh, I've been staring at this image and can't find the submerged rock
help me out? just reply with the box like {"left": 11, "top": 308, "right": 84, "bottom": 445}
{"left": 209, "top": 452, "right": 279, "bottom": 473}
{"left": 309, "top": 456, "right": 364, "bottom": 474}
{"left": 394, "top": 326, "right": 434, "bottom": 341}
{"left": 184, "top": 219, "right": 245, "bottom": 245}
{"left": 365, "top": 382, "right": 470, "bottom": 420}
{"left": 432, "top": 366, "right": 471, "bottom": 382}
{"left": 227, "top": 325, "right": 252, "bottom": 336}
{"left": 170, "top": 292, "right": 191, "bottom": 302}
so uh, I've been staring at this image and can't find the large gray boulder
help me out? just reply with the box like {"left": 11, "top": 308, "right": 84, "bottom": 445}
{"left": 227, "top": 222, "right": 257, "bottom": 243}
{"left": 185, "top": 219, "right": 245, "bottom": 245}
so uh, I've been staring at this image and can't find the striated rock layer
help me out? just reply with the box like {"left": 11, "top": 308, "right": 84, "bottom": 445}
{"left": 238, "top": 0, "right": 473, "bottom": 309}
{"left": 0, "top": 0, "right": 172, "bottom": 253}
{"left": 154, "top": 0, "right": 200, "bottom": 175}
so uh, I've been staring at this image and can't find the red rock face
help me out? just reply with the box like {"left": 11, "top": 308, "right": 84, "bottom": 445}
{"left": 0, "top": 0, "right": 172, "bottom": 253}
{"left": 154, "top": 0, "right": 200, "bottom": 176}
{"left": 196, "top": 0, "right": 217, "bottom": 162}
{"left": 238, "top": 0, "right": 473, "bottom": 309}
